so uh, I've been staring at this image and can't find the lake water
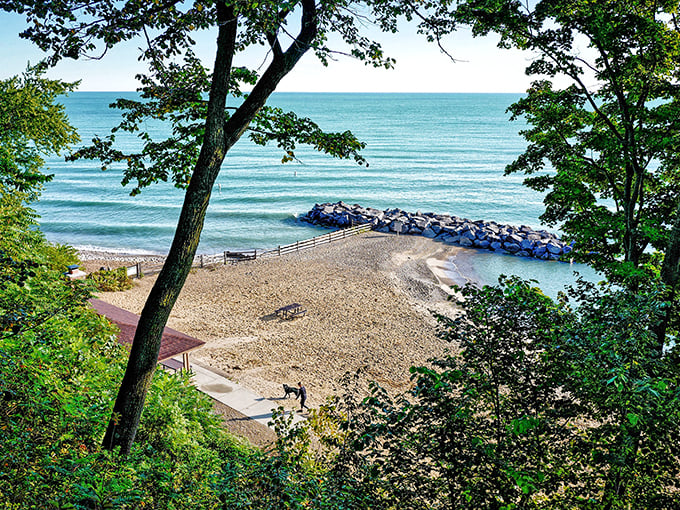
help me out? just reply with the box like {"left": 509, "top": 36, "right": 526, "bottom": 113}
{"left": 36, "top": 92, "right": 601, "bottom": 296}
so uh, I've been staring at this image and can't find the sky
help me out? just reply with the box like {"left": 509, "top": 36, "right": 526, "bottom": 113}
{"left": 1, "top": 10, "right": 539, "bottom": 93}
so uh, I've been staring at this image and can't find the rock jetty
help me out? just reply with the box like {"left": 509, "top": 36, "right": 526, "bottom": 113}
{"left": 301, "top": 202, "right": 572, "bottom": 261}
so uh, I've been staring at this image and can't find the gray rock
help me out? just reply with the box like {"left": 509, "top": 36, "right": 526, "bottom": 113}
{"left": 422, "top": 227, "right": 437, "bottom": 238}
{"left": 520, "top": 238, "right": 535, "bottom": 251}
{"left": 533, "top": 245, "right": 547, "bottom": 257}
{"left": 507, "top": 233, "right": 524, "bottom": 244}
{"left": 301, "top": 202, "right": 571, "bottom": 262}
{"left": 547, "top": 242, "right": 562, "bottom": 255}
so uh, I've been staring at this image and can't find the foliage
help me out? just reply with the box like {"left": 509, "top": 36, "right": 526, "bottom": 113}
{"left": 86, "top": 267, "right": 133, "bottom": 292}
{"left": 311, "top": 278, "right": 680, "bottom": 509}
{"left": 40, "top": 242, "right": 80, "bottom": 272}
{"left": 0, "top": 182, "right": 44, "bottom": 258}
{"left": 0, "top": 186, "right": 259, "bottom": 509}
{"left": 453, "top": 0, "right": 680, "bottom": 288}
{"left": 0, "top": 65, "right": 79, "bottom": 200}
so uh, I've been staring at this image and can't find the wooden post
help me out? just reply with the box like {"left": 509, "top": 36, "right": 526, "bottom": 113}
{"left": 136, "top": 262, "right": 141, "bottom": 279}
{"left": 183, "top": 353, "right": 189, "bottom": 371}
{"left": 224, "top": 251, "right": 227, "bottom": 264}
{"left": 254, "top": 249, "right": 257, "bottom": 259}
{"left": 200, "top": 254, "right": 204, "bottom": 268}
{"left": 278, "top": 245, "right": 281, "bottom": 256}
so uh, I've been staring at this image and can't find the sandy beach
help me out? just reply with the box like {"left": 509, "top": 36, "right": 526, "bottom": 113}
{"left": 84, "top": 232, "right": 478, "bottom": 411}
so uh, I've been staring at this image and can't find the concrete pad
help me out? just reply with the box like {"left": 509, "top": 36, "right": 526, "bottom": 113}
{"left": 179, "top": 361, "right": 304, "bottom": 429}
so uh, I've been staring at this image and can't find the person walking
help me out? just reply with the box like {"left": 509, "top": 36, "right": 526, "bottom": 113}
{"left": 298, "top": 382, "right": 309, "bottom": 412}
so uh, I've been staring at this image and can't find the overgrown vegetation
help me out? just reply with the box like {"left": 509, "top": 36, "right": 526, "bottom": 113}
{"left": 304, "top": 278, "right": 680, "bottom": 508}
{"left": 5, "top": 213, "right": 679, "bottom": 507}
{"left": 86, "top": 267, "right": 133, "bottom": 292}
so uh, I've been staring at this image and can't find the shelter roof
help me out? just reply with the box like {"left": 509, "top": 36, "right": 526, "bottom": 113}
{"left": 89, "top": 298, "right": 205, "bottom": 361}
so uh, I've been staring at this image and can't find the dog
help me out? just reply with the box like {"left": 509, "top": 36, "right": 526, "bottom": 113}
{"left": 283, "top": 383, "right": 300, "bottom": 399}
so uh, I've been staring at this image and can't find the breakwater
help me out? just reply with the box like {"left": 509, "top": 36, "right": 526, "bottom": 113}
{"left": 301, "top": 202, "right": 572, "bottom": 261}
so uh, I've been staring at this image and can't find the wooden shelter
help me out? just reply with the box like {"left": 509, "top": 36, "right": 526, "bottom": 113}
{"left": 89, "top": 298, "right": 204, "bottom": 371}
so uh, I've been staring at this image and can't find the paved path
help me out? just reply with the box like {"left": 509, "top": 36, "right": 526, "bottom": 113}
{"left": 186, "top": 362, "right": 305, "bottom": 428}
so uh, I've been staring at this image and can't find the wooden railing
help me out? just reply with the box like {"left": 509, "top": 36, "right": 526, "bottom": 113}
{"left": 125, "top": 223, "right": 372, "bottom": 278}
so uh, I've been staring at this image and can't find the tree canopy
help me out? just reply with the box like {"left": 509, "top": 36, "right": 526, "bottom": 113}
{"left": 0, "top": 66, "right": 79, "bottom": 199}
{"left": 309, "top": 278, "right": 680, "bottom": 508}
{"left": 455, "top": 0, "right": 680, "bottom": 289}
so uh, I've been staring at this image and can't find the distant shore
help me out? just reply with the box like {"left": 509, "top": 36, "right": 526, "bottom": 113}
{"left": 90, "top": 233, "right": 477, "bottom": 410}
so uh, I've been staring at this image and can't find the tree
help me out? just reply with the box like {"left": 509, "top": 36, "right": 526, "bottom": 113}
{"left": 0, "top": 66, "right": 79, "bottom": 200}
{"left": 454, "top": 0, "right": 680, "bottom": 293}
{"left": 2, "top": 0, "right": 458, "bottom": 454}
{"left": 316, "top": 278, "right": 680, "bottom": 508}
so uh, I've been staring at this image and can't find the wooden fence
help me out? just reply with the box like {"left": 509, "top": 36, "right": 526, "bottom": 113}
{"left": 125, "top": 223, "right": 372, "bottom": 278}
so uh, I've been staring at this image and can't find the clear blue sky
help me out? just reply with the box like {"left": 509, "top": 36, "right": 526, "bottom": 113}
{"left": 2, "top": 11, "right": 538, "bottom": 93}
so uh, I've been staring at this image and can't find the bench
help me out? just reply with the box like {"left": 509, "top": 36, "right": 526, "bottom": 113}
{"left": 275, "top": 303, "right": 307, "bottom": 320}
{"left": 160, "top": 358, "right": 184, "bottom": 372}
{"left": 289, "top": 309, "right": 307, "bottom": 319}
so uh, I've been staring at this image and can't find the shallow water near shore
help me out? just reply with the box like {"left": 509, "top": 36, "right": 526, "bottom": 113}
{"left": 445, "top": 248, "right": 602, "bottom": 299}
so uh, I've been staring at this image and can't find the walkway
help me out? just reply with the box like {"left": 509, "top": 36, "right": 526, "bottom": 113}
{"left": 187, "top": 362, "right": 305, "bottom": 428}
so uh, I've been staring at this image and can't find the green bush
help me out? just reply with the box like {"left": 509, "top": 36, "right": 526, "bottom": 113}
{"left": 309, "top": 278, "right": 680, "bottom": 509}
{"left": 86, "top": 267, "right": 133, "bottom": 292}
{"left": 41, "top": 242, "right": 80, "bottom": 271}
{"left": 1, "top": 188, "right": 259, "bottom": 509}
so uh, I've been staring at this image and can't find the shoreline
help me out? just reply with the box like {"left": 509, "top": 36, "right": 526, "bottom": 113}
{"left": 92, "top": 233, "right": 472, "bottom": 410}
{"left": 77, "top": 237, "right": 484, "bottom": 290}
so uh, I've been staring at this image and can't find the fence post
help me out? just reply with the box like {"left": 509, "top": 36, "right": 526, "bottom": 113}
{"left": 136, "top": 262, "right": 141, "bottom": 279}
{"left": 254, "top": 249, "right": 257, "bottom": 259}
{"left": 296, "top": 241, "right": 299, "bottom": 252}
{"left": 200, "top": 254, "right": 204, "bottom": 268}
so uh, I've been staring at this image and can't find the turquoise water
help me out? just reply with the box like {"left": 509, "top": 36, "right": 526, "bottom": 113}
{"left": 36, "top": 92, "right": 601, "bottom": 295}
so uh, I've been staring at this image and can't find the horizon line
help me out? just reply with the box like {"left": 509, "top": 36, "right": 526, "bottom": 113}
{"left": 71, "top": 90, "right": 527, "bottom": 94}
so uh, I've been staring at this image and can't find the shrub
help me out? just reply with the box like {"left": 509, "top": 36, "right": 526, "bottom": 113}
{"left": 41, "top": 242, "right": 80, "bottom": 271}
{"left": 86, "top": 267, "right": 133, "bottom": 292}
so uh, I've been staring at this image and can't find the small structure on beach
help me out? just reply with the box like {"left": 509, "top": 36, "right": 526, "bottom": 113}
{"left": 89, "top": 298, "right": 205, "bottom": 371}
{"left": 64, "top": 264, "right": 87, "bottom": 280}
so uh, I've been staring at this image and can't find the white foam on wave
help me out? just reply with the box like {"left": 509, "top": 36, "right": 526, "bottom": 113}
{"left": 74, "top": 244, "right": 167, "bottom": 258}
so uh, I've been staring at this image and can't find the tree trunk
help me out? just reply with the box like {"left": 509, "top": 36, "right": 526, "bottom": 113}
{"left": 102, "top": 4, "right": 238, "bottom": 454}
{"left": 653, "top": 202, "right": 680, "bottom": 352}
{"left": 103, "top": 0, "right": 318, "bottom": 455}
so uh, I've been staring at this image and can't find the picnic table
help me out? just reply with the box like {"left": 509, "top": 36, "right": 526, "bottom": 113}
{"left": 275, "top": 303, "right": 307, "bottom": 320}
